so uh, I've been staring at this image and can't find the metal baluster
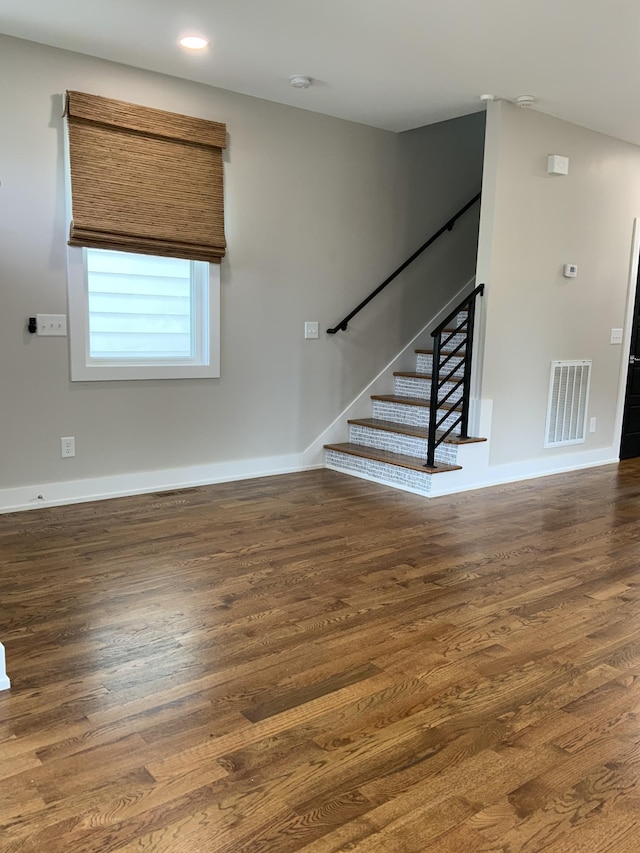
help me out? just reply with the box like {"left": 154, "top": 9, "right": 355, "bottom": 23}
{"left": 426, "top": 332, "right": 441, "bottom": 468}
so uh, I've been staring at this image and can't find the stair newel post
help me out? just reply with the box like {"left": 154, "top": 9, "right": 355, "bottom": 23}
{"left": 459, "top": 285, "right": 483, "bottom": 439}
{"left": 426, "top": 332, "right": 441, "bottom": 468}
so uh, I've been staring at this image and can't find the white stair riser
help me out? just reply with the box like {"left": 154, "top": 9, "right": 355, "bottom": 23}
{"left": 449, "top": 311, "right": 468, "bottom": 326}
{"left": 349, "top": 424, "right": 458, "bottom": 465}
{"left": 372, "top": 400, "right": 461, "bottom": 431}
{"left": 416, "top": 353, "right": 465, "bottom": 376}
{"left": 325, "top": 449, "right": 432, "bottom": 495}
{"left": 395, "top": 375, "right": 463, "bottom": 402}
{"left": 433, "top": 331, "right": 467, "bottom": 350}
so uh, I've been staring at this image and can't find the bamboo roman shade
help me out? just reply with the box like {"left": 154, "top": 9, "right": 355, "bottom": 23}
{"left": 64, "top": 91, "right": 227, "bottom": 263}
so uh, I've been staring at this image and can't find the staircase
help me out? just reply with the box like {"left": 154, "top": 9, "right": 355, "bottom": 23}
{"left": 325, "top": 300, "right": 486, "bottom": 496}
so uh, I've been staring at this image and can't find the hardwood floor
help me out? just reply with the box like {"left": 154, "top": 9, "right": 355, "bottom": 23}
{"left": 1, "top": 461, "right": 640, "bottom": 851}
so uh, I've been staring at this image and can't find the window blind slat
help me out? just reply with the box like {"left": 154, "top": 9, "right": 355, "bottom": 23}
{"left": 85, "top": 248, "right": 196, "bottom": 360}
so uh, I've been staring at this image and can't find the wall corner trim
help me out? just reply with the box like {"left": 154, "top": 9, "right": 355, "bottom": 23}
{"left": 0, "top": 643, "right": 10, "bottom": 692}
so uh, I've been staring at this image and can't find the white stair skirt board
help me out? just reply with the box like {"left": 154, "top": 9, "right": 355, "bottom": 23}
{"left": 0, "top": 643, "right": 10, "bottom": 691}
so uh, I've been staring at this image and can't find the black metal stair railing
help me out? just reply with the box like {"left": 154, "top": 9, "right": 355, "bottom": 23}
{"left": 327, "top": 192, "right": 481, "bottom": 334}
{"left": 426, "top": 283, "right": 484, "bottom": 468}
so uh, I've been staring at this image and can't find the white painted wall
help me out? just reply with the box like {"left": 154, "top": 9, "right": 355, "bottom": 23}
{"left": 0, "top": 35, "right": 484, "bottom": 510}
{"left": 477, "top": 100, "right": 640, "bottom": 472}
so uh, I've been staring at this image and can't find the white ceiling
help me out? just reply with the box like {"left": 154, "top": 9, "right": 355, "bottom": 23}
{"left": 1, "top": 0, "right": 639, "bottom": 140}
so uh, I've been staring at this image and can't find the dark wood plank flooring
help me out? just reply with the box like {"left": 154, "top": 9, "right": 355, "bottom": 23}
{"left": 1, "top": 461, "right": 640, "bottom": 851}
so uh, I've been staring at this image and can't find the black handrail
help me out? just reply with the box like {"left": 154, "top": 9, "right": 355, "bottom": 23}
{"left": 327, "top": 191, "right": 481, "bottom": 334}
{"left": 426, "top": 283, "right": 484, "bottom": 468}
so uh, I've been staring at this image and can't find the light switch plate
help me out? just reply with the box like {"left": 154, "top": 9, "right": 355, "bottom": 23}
{"left": 610, "top": 328, "right": 623, "bottom": 344}
{"left": 37, "top": 314, "right": 67, "bottom": 336}
{"left": 304, "top": 321, "right": 319, "bottom": 339}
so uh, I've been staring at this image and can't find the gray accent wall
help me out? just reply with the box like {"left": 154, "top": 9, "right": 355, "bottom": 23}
{"left": 0, "top": 35, "right": 484, "bottom": 498}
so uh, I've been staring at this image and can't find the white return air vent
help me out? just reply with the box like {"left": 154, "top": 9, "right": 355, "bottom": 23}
{"left": 544, "top": 360, "right": 591, "bottom": 448}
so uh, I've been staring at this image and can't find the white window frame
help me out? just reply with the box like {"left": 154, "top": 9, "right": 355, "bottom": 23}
{"left": 67, "top": 246, "right": 220, "bottom": 381}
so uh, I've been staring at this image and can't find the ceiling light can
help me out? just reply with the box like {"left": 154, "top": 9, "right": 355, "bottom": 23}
{"left": 180, "top": 36, "right": 209, "bottom": 50}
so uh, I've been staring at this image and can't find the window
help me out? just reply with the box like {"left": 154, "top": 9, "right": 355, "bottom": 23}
{"left": 63, "top": 90, "right": 226, "bottom": 381}
{"left": 67, "top": 247, "right": 220, "bottom": 380}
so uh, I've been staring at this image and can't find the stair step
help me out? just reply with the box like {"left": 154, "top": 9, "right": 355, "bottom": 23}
{"left": 323, "top": 443, "right": 462, "bottom": 474}
{"left": 347, "top": 418, "right": 486, "bottom": 445}
{"left": 370, "top": 394, "right": 457, "bottom": 409}
{"left": 394, "top": 371, "right": 434, "bottom": 379}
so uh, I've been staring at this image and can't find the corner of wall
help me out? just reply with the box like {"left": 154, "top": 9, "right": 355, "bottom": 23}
{"left": 0, "top": 643, "right": 10, "bottom": 691}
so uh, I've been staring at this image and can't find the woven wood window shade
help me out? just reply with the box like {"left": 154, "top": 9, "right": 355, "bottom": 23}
{"left": 65, "top": 91, "right": 227, "bottom": 263}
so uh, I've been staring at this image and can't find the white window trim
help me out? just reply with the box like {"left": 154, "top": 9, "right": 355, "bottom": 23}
{"left": 67, "top": 246, "right": 220, "bottom": 381}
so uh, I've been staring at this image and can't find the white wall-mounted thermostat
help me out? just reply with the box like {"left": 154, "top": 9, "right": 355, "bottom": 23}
{"left": 548, "top": 154, "right": 569, "bottom": 175}
{"left": 563, "top": 263, "right": 578, "bottom": 278}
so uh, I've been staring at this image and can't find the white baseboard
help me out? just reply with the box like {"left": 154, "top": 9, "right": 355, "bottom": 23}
{"left": 429, "top": 448, "right": 619, "bottom": 498}
{"left": 0, "top": 452, "right": 321, "bottom": 514}
{"left": 0, "top": 643, "right": 10, "bottom": 691}
{"left": 428, "top": 399, "right": 619, "bottom": 497}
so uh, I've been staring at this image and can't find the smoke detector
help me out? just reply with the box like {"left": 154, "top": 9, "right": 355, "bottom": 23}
{"left": 516, "top": 95, "right": 536, "bottom": 108}
{"left": 479, "top": 94, "right": 495, "bottom": 102}
{"left": 290, "top": 76, "right": 312, "bottom": 89}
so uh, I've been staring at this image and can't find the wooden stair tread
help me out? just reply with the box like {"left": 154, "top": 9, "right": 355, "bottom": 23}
{"left": 394, "top": 371, "right": 434, "bottom": 379}
{"left": 324, "top": 442, "right": 462, "bottom": 474}
{"left": 393, "top": 365, "right": 462, "bottom": 382}
{"left": 347, "top": 417, "right": 486, "bottom": 445}
{"left": 393, "top": 371, "right": 462, "bottom": 380}
{"left": 371, "top": 394, "right": 457, "bottom": 410}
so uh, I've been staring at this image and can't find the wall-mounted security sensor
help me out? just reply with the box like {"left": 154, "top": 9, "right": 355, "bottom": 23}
{"left": 548, "top": 155, "right": 569, "bottom": 175}
{"left": 563, "top": 264, "right": 578, "bottom": 278}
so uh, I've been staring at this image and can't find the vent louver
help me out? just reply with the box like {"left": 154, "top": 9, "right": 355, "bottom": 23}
{"left": 544, "top": 360, "right": 591, "bottom": 448}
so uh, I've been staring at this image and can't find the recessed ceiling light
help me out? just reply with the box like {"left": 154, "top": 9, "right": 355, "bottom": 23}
{"left": 180, "top": 36, "right": 209, "bottom": 50}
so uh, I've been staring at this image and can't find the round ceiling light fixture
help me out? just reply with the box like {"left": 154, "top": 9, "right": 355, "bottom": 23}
{"left": 179, "top": 36, "right": 209, "bottom": 50}
{"left": 516, "top": 95, "right": 536, "bottom": 108}
{"left": 290, "top": 75, "right": 312, "bottom": 89}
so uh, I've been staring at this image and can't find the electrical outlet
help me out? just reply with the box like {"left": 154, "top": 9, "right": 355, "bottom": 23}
{"left": 60, "top": 436, "right": 75, "bottom": 458}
